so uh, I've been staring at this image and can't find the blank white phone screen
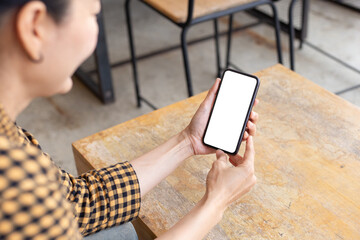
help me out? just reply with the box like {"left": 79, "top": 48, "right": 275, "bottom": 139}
{"left": 204, "top": 71, "right": 257, "bottom": 153}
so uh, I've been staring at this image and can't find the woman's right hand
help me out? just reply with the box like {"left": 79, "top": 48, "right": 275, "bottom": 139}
{"left": 156, "top": 137, "right": 256, "bottom": 240}
{"left": 205, "top": 136, "right": 256, "bottom": 211}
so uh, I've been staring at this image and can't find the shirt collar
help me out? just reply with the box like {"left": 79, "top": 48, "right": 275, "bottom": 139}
{"left": 0, "top": 104, "right": 26, "bottom": 145}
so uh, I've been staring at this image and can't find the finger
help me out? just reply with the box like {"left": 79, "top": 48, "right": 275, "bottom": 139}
{"left": 242, "top": 131, "right": 249, "bottom": 141}
{"left": 246, "top": 120, "right": 256, "bottom": 136}
{"left": 249, "top": 111, "right": 259, "bottom": 124}
{"left": 238, "top": 136, "right": 255, "bottom": 168}
{"left": 216, "top": 149, "right": 227, "bottom": 163}
{"left": 253, "top": 99, "right": 259, "bottom": 107}
{"left": 229, "top": 157, "right": 236, "bottom": 166}
{"left": 229, "top": 154, "right": 244, "bottom": 166}
{"left": 203, "top": 78, "right": 221, "bottom": 107}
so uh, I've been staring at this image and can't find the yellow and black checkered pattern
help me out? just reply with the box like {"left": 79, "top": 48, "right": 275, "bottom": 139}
{"left": 61, "top": 162, "right": 141, "bottom": 236}
{"left": 0, "top": 105, "right": 141, "bottom": 239}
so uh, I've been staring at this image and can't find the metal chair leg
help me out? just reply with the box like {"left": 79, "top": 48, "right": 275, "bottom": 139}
{"left": 299, "top": 0, "right": 310, "bottom": 50}
{"left": 289, "top": 0, "right": 297, "bottom": 71}
{"left": 269, "top": 1, "right": 283, "bottom": 65}
{"left": 226, "top": 14, "right": 234, "bottom": 69}
{"left": 213, "top": 19, "right": 221, "bottom": 77}
{"left": 181, "top": 27, "right": 194, "bottom": 97}
{"left": 125, "top": 0, "right": 142, "bottom": 107}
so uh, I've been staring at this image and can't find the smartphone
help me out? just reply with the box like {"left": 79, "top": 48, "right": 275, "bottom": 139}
{"left": 203, "top": 69, "right": 260, "bottom": 155}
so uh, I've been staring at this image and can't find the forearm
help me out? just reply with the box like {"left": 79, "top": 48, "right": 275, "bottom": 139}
{"left": 59, "top": 162, "right": 141, "bottom": 235}
{"left": 130, "top": 131, "right": 194, "bottom": 197}
{"left": 157, "top": 194, "right": 225, "bottom": 240}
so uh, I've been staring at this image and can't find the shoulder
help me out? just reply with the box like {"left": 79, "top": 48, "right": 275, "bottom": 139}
{"left": 0, "top": 134, "right": 81, "bottom": 239}
{"left": 0, "top": 134, "right": 59, "bottom": 188}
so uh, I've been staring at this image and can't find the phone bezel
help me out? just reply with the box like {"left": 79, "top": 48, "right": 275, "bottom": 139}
{"left": 202, "top": 69, "right": 260, "bottom": 155}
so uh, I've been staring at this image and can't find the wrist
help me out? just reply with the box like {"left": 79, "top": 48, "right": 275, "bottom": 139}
{"left": 179, "top": 129, "right": 195, "bottom": 157}
{"left": 201, "top": 192, "right": 226, "bottom": 221}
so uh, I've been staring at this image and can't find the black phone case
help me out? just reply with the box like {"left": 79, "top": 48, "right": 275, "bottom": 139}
{"left": 202, "top": 69, "right": 260, "bottom": 155}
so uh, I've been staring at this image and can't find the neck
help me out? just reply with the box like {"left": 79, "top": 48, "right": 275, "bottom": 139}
{"left": 0, "top": 15, "right": 33, "bottom": 121}
{"left": 0, "top": 70, "right": 32, "bottom": 121}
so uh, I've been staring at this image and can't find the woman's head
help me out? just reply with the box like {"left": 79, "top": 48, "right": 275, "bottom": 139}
{"left": 0, "top": 0, "right": 100, "bottom": 99}
{"left": 0, "top": 0, "right": 70, "bottom": 23}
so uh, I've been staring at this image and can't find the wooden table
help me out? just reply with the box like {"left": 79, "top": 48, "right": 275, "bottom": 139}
{"left": 73, "top": 64, "right": 360, "bottom": 239}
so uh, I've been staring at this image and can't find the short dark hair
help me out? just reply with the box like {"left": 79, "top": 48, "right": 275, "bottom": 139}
{"left": 0, "top": 0, "right": 70, "bottom": 23}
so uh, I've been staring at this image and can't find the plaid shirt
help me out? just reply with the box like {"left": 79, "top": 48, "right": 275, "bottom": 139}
{"left": 0, "top": 105, "right": 141, "bottom": 239}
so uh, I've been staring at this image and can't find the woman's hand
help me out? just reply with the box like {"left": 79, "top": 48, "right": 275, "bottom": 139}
{"left": 156, "top": 137, "right": 256, "bottom": 240}
{"left": 182, "top": 78, "right": 259, "bottom": 156}
{"left": 205, "top": 136, "right": 256, "bottom": 210}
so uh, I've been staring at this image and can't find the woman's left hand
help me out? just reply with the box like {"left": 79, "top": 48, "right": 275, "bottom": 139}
{"left": 182, "top": 78, "right": 259, "bottom": 156}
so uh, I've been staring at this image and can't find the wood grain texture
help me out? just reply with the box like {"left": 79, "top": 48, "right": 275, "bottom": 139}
{"left": 142, "top": 0, "right": 257, "bottom": 23}
{"left": 73, "top": 65, "right": 360, "bottom": 239}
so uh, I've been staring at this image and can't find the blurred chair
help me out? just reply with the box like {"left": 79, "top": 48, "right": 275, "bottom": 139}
{"left": 252, "top": 0, "right": 310, "bottom": 70}
{"left": 287, "top": 0, "right": 309, "bottom": 70}
{"left": 125, "top": 0, "right": 283, "bottom": 107}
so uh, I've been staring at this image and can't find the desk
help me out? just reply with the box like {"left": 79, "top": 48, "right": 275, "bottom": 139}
{"left": 73, "top": 65, "right": 360, "bottom": 239}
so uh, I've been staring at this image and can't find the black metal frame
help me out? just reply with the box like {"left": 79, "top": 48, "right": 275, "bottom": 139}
{"left": 75, "top": 0, "right": 310, "bottom": 104}
{"left": 325, "top": 0, "right": 360, "bottom": 13}
{"left": 247, "top": 0, "right": 310, "bottom": 70}
{"left": 299, "top": 0, "right": 360, "bottom": 95}
{"left": 125, "top": 0, "right": 283, "bottom": 108}
{"left": 289, "top": 0, "right": 309, "bottom": 70}
{"left": 74, "top": 8, "right": 115, "bottom": 104}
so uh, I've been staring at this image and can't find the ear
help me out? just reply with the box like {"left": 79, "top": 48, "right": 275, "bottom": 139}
{"left": 15, "top": 1, "right": 49, "bottom": 62}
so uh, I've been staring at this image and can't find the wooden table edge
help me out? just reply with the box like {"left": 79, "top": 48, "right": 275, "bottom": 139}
{"left": 72, "top": 144, "right": 157, "bottom": 240}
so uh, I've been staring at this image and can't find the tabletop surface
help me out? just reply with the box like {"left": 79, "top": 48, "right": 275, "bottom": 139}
{"left": 73, "top": 64, "right": 360, "bottom": 239}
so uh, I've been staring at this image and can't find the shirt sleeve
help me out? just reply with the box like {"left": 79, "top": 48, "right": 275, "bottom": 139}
{"left": 58, "top": 161, "right": 141, "bottom": 236}
{"left": 0, "top": 135, "right": 82, "bottom": 239}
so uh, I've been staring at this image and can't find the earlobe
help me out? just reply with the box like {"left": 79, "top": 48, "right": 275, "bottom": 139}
{"left": 15, "top": 1, "right": 48, "bottom": 63}
{"left": 30, "top": 53, "right": 44, "bottom": 63}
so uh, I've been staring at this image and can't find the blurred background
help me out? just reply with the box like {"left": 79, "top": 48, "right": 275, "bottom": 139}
{"left": 17, "top": 0, "right": 360, "bottom": 175}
